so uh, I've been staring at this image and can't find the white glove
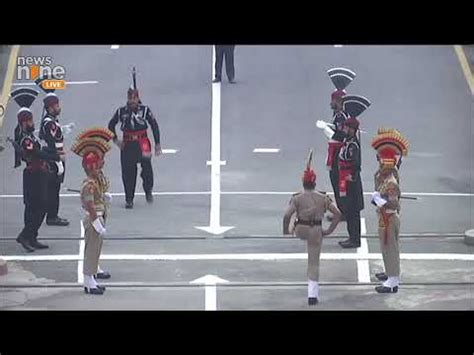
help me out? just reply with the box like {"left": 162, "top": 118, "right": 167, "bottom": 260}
{"left": 55, "top": 161, "right": 64, "bottom": 176}
{"left": 61, "top": 122, "right": 76, "bottom": 135}
{"left": 316, "top": 120, "right": 328, "bottom": 129}
{"left": 92, "top": 217, "right": 106, "bottom": 236}
{"left": 372, "top": 192, "right": 387, "bottom": 207}
{"left": 104, "top": 193, "right": 113, "bottom": 204}
{"left": 316, "top": 120, "right": 335, "bottom": 139}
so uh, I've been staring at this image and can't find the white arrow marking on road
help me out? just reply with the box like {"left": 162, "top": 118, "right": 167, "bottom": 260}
{"left": 195, "top": 45, "right": 235, "bottom": 235}
{"left": 190, "top": 274, "right": 229, "bottom": 311}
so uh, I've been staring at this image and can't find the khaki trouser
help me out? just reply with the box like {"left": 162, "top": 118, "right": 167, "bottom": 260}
{"left": 296, "top": 225, "right": 323, "bottom": 281}
{"left": 378, "top": 213, "right": 400, "bottom": 277}
{"left": 82, "top": 216, "right": 105, "bottom": 276}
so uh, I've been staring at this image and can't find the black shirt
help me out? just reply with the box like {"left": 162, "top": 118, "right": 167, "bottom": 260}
{"left": 108, "top": 104, "right": 160, "bottom": 144}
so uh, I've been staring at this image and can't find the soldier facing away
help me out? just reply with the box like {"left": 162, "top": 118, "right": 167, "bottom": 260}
{"left": 283, "top": 150, "right": 342, "bottom": 305}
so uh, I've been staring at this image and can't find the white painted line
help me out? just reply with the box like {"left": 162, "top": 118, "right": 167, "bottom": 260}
{"left": 253, "top": 148, "right": 280, "bottom": 153}
{"left": 334, "top": 45, "right": 344, "bottom": 48}
{"left": 190, "top": 275, "right": 228, "bottom": 311}
{"left": 356, "top": 238, "right": 371, "bottom": 283}
{"left": 3, "top": 252, "right": 474, "bottom": 262}
{"left": 1, "top": 191, "right": 473, "bottom": 199}
{"left": 161, "top": 149, "right": 178, "bottom": 154}
{"left": 361, "top": 218, "right": 367, "bottom": 236}
{"left": 12, "top": 81, "right": 99, "bottom": 86}
{"left": 77, "top": 221, "right": 85, "bottom": 284}
{"left": 111, "top": 45, "right": 120, "bottom": 50}
{"left": 195, "top": 45, "right": 234, "bottom": 235}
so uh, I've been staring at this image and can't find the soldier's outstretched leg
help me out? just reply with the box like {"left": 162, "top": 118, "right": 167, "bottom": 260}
{"left": 140, "top": 157, "right": 154, "bottom": 203}
{"left": 121, "top": 146, "right": 138, "bottom": 208}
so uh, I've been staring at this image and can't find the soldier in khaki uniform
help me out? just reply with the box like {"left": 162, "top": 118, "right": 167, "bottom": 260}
{"left": 283, "top": 150, "right": 342, "bottom": 305}
{"left": 370, "top": 128, "right": 409, "bottom": 293}
{"left": 71, "top": 127, "right": 115, "bottom": 295}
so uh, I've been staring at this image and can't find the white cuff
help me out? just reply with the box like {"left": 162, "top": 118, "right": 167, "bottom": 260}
{"left": 104, "top": 193, "right": 113, "bottom": 203}
{"left": 92, "top": 218, "right": 106, "bottom": 235}
{"left": 55, "top": 161, "right": 64, "bottom": 176}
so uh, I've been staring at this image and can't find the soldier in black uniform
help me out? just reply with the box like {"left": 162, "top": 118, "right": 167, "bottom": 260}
{"left": 108, "top": 82, "right": 162, "bottom": 209}
{"left": 324, "top": 68, "right": 356, "bottom": 221}
{"left": 10, "top": 88, "right": 60, "bottom": 252}
{"left": 213, "top": 45, "right": 236, "bottom": 84}
{"left": 39, "top": 92, "right": 69, "bottom": 226}
{"left": 337, "top": 95, "right": 371, "bottom": 249}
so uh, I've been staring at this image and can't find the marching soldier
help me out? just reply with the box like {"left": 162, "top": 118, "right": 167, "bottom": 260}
{"left": 337, "top": 95, "right": 371, "bottom": 249}
{"left": 10, "top": 88, "right": 60, "bottom": 252}
{"left": 39, "top": 90, "right": 69, "bottom": 226}
{"left": 283, "top": 150, "right": 342, "bottom": 305}
{"left": 317, "top": 68, "right": 356, "bottom": 220}
{"left": 371, "top": 128, "right": 409, "bottom": 293}
{"left": 108, "top": 68, "right": 162, "bottom": 209}
{"left": 71, "top": 127, "right": 114, "bottom": 295}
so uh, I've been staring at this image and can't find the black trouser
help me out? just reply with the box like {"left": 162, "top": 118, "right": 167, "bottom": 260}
{"left": 214, "top": 45, "right": 235, "bottom": 80}
{"left": 341, "top": 181, "right": 363, "bottom": 243}
{"left": 21, "top": 169, "right": 48, "bottom": 242}
{"left": 120, "top": 142, "right": 154, "bottom": 203}
{"left": 46, "top": 162, "right": 65, "bottom": 220}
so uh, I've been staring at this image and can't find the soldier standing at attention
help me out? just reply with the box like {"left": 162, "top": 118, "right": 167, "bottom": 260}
{"left": 371, "top": 128, "right": 409, "bottom": 293}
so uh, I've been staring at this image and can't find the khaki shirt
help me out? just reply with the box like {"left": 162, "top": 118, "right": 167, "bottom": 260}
{"left": 81, "top": 171, "right": 110, "bottom": 217}
{"left": 283, "top": 190, "right": 333, "bottom": 236}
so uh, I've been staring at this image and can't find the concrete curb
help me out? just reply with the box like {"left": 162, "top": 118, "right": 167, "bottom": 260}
{"left": 464, "top": 229, "right": 474, "bottom": 246}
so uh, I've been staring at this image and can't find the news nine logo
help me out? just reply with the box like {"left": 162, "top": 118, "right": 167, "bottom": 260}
{"left": 17, "top": 56, "right": 66, "bottom": 90}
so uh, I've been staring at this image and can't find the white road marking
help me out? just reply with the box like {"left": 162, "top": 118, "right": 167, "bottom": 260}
{"left": 356, "top": 237, "right": 371, "bottom": 283}
{"left": 77, "top": 221, "right": 85, "bottom": 284}
{"left": 253, "top": 148, "right": 280, "bottom": 153}
{"left": 3, "top": 252, "right": 474, "bottom": 262}
{"left": 361, "top": 218, "right": 367, "bottom": 236}
{"left": 190, "top": 275, "right": 229, "bottom": 311}
{"left": 111, "top": 45, "right": 120, "bottom": 50}
{"left": 195, "top": 45, "right": 234, "bottom": 235}
{"left": 1, "top": 191, "right": 473, "bottom": 199}
{"left": 161, "top": 149, "right": 178, "bottom": 154}
{"left": 334, "top": 45, "right": 344, "bottom": 48}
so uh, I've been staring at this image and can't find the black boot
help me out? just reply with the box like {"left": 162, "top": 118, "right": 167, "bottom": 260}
{"left": 375, "top": 285, "right": 398, "bottom": 294}
{"left": 212, "top": 77, "right": 221, "bottom": 83}
{"left": 145, "top": 191, "right": 154, "bottom": 204}
{"left": 30, "top": 239, "right": 49, "bottom": 249}
{"left": 308, "top": 297, "right": 319, "bottom": 306}
{"left": 338, "top": 239, "right": 361, "bottom": 249}
{"left": 95, "top": 271, "right": 111, "bottom": 279}
{"left": 375, "top": 272, "right": 388, "bottom": 281}
{"left": 46, "top": 217, "right": 70, "bottom": 226}
{"left": 84, "top": 286, "right": 104, "bottom": 295}
{"left": 125, "top": 201, "right": 134, "bottom": 209}
{"left": 16, "top": 234, "right": 35, "bottom": 253}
